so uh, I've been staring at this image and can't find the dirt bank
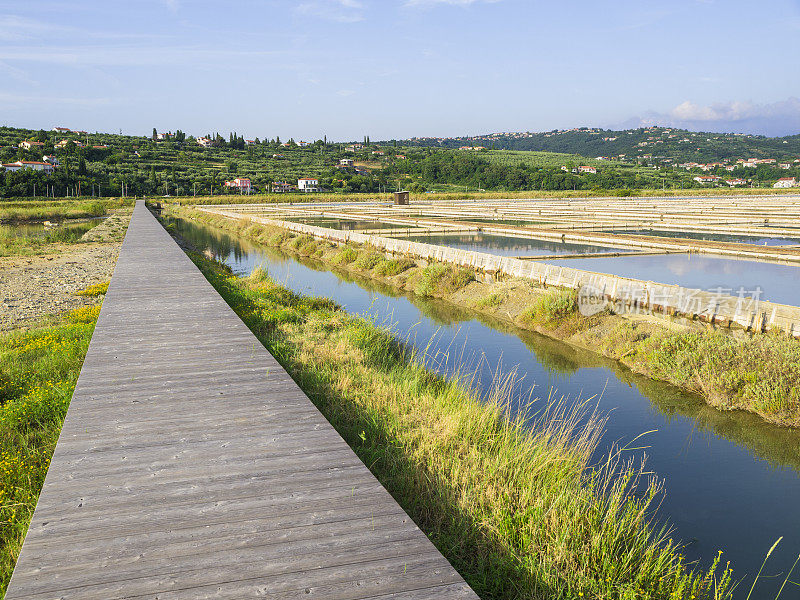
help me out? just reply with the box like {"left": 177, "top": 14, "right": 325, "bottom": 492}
{"left": 0, "top": 209, "right": 131, "bottom": 330}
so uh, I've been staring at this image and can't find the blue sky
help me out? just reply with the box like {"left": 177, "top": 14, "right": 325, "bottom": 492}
{"left": 2, "top": 0, "right": 799, "bottom": 139}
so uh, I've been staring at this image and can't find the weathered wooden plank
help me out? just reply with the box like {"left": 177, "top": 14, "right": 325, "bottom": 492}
{"left": 5, "top": 201, "right": 477, "bottom": 600}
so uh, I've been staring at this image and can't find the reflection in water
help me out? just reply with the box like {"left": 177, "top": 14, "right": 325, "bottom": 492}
{"left": 398, "top": 232, "right": 624, "bottom": 257}
{"left": 168, "top": 216, "right": 800, "bottom": 599}
{"left": 544, "top": 252, "right": 800, "bottom": 305}
{"left": 0, "top": 218, "right": 104, "bottom": 239}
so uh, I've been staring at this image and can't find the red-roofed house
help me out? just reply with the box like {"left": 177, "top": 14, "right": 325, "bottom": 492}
{"left": 578, "top": 166, "right": 597, "bottom": 174}
{"left": 52, "top": 127, "right": 71, "bottom": 133}
{"left": 19, "top": 141, "right": 45, "bottom": 150}
{"left": 2, "top": 160, "right": 55, "bottom": 174}
{"left": 224, "top": 178, "right": 252, "bottom": 192}
{"left": 725, "top": 179, "right": 747, "bottom": 187}
{"left": 774, "top": 177, "right": 797, "bottom": 188}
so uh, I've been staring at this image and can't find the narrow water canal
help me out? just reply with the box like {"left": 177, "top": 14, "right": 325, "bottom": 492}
{"left": 171, "top": 216, "right": 800, "bottom": 599}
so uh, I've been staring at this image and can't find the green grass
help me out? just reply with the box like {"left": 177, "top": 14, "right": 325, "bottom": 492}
{"left": 353, "top": 249, "right": 384, "bottom": 270}
{"left": 0, "top": 306, "right": 100, "bottom": 594}
{"left": 625, "top": 327, "right": 800, "bottom": 423}
{"left": 414, "top": 263, "right": 475, "bottom": 297}
{"left": 187, "top": 253, "right": 734, "bottom": 600}
{"left": 0, "top": 199, "right": 128, "bottom": 223}
{"left": 374, "top": 257, "right": 415, "bottom": 276}
{"left": 522, "top": 291, "right": 800, "bottom": 426}
{"left": 522, "top": 289, "right": 579, "bottom": 325}
{"left": 330, "top": 246, "right": 359, "bottom": 265}
{"left": 474, "top": 292, "right": 505, "bottom": 310}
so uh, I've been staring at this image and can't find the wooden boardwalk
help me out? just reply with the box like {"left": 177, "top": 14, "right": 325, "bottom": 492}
{"left": 5, "top": 202, "right": 477, "bottom": 600}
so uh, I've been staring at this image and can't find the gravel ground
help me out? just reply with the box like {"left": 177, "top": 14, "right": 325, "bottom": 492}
{"left": 0, "top": 209, "right": 131, "bottom": 331}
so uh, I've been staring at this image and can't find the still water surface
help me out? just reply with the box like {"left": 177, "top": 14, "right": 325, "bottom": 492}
{"left": 172, "top": 217, "right": 800, "bottom": 599}
{"left": 399, "top": 232, "right": 624, "bottom": 257}
{"left": 543, "top": 253, "right": 800, "bottom": 305}
{"left": 284, "top": 216, "right": 421, "bottom": 231}
{"left": 607, "top": 229, "right": 800, "bottom": 247}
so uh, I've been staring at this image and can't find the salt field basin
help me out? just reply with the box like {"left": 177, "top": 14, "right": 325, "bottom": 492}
{"left": 542, "top": 252, "right": 800, "bottom": 305}
{"left": 284, "top": 216, "right": 421, "bottom": 231}
{"left": 397, "top": 232, "right": 625, "bottom": 257}
{"left": 169, "top": 215, "right": 800, "bottom": 600}
{"left": 606, "top": 228, "right": 800, "bottom": 247}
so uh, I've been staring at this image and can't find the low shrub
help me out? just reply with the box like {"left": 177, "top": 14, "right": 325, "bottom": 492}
{"left": 75, "top": 282, "right": 109, "bottom": 297}
{"left": 374, "top": 257, "right": 415, "bottom": 276}
{"left": 331, "top": 246, "right": 359, "bottom": 265}
{"left": 415, "top": 263, "right": 475, "bottom": 297}
{"left": 353, "top": 250, "right": 383, "bottom": 270}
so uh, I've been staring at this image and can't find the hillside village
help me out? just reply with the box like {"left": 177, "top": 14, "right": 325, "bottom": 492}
{"left": 2, "top": 124, "right": 799, "bottom": 198}
{"left": 407, "top": 126, "right": 800, "bottom": 166}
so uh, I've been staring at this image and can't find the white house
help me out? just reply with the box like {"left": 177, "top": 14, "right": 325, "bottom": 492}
{"left": 2, "top": 160, "right": 55, "bottom": 174}
{"left": 578, "top": 166, "right": 596, "bottom": 174}
{"left": 271, "top": 181, "right": 293, "bottom": 193}
{"left": 197, "top": 137, "right": 214, "bottom": 148}
{"left": 224, "top": 178, "right": 252, "bottom": 192}
{"left": 774, "top": 177, "right": 797, "bottom": 188}
{"left": 779, "top": 163, "right": 792, "bottom": 170}
{"left": 42, "top": 155, "right": 59, "bottom": 165}
{"left": 52, "top": 126, "right": 71, "bottom": 133}
{"left": 19, "top": 141, "right": 45, "bottom": 150}
{"left": 339, "top": 158, "right": 354, "bottom": 167}
{"left": 55, "top": 139, "right": 84, "bottom": 149}
{"left": 725, "top": 178, "right": 747, "bottom": 187}
{"left": 693, "top": 175, "right": 721, "bottom": 184}
{"left": 298, "top": 177, "right": 320, "bottom": 192}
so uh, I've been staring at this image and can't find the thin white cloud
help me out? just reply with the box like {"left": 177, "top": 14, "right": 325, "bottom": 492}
{"left": 404, "top": 0, "right": 501, "bottom": 7}
{"left": 0, "top": 15, "right": 65, "bottom": 41}
{"left": 0, "top": 92, "right": 113, "bottom": 108}
{"left": 295, "top": 0, "right": 365, "bottom": 23}
{"left": 0, "top": 45, "right": 286, "bottom": 68}
{"left": 623, "top": 98, "right": 800, "bottom": 137}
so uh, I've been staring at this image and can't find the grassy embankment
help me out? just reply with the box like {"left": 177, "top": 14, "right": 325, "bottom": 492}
{"left": 174, "top": 206, "right": 800, "bottom": 428}
{"left": 184, "top": 250, "right": 733, "bottom": 599}
{"left": 0, "top": 199, "right": 131, "bottom": 257}
{"left": 0, "top": 291, "right": 105, "bottom": 595}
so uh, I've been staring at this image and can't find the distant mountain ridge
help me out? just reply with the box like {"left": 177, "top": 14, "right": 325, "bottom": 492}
{"left": 395, "top": 126, "right": 800, "bottom": 163}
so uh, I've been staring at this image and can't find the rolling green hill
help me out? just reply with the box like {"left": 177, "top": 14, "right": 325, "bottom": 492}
{"left": 1, "top": 124, "right": 798, "bottom": 199}
{"left": 396, "top": 126, "right": 800, "bottom": 163}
